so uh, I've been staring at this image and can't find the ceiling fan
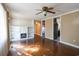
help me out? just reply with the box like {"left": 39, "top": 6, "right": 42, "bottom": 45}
{"left": 36, "top": 6, "right": 56, "bottom": 16}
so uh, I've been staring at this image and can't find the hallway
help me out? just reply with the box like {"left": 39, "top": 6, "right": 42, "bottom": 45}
{"left": 9, "top": 35, "right": 79, "bottom": 56}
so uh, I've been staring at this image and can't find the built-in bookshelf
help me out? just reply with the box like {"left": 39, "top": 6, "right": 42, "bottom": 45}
{"left": 9, "top": 25, "right": 34, "bottom": 41}
{"left": 28, "top": 27, "right": 34, "bottom": 39}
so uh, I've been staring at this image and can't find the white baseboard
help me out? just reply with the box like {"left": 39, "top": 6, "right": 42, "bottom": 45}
{"left": 45, "top": 37, "right": 53, "bottom": 40}
{"left": 59, "top": 41, "right": 79, "bottom": 49}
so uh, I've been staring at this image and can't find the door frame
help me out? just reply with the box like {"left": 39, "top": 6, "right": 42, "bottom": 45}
{"left": 53, "top": 17, "right": 61, "bottom": 41}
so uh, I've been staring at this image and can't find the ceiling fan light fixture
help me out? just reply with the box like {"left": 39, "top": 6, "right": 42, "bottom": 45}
{"left": 36, "top": 6, "right": 56, "bottom": 16}
{"left": 44, "top": 13, "right": 46, "bottom": 16}
{"left": 43, "top": 11, "right": 47, "bottom": 16}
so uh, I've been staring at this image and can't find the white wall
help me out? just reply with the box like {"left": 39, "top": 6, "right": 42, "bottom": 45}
{"left": 61, "top": 11, "right": 79, "bottom": 47}
{"left": 45, "top": 17, "right": 53, "bottom": 40}
{"left": 0, "top": 4, "right": 8, "bottom": 56}
{"left": 9, "top": 19, "right": 34, "bottom": 26}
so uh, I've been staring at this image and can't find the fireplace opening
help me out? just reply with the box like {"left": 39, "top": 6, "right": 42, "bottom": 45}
{"left": 20, "top": 33, "right": 27, "bottom": 38}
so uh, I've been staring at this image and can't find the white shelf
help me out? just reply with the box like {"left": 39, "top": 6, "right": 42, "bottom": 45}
{"left": 9, "top": 26, "right": 34, "bottom": 41}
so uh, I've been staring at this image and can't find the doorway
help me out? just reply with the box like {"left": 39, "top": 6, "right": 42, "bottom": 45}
{"left": 41, "top": 20, "right": 45, "bottom": 39}
{"left": 34, "top": 20, "right": 41, "bottom": 36}
{"left": 53, "top": 17, "right": 60, "bottom": 41}
{"left": 34, "top": 20, "right": 41, "bottom": 43}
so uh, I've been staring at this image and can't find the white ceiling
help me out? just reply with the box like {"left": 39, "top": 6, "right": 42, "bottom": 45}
{"left": 4, "top": 3, "right": 79, "bottom": 20}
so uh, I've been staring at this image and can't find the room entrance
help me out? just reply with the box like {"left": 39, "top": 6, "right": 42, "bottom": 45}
{"left": 34, "top": 20, "right": 45, "bottom": 43}
{"left": 34, "top": 20, "right": 41, "bottom": 43}
{"left": 53, "top": 17, "right": 60, "bottom": 41}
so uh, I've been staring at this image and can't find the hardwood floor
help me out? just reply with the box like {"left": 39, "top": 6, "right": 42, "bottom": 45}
{"left": 8, "top": 35, "right": 79, "bottom": 56}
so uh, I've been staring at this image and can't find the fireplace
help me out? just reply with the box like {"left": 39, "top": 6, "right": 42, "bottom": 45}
{"left": 20, "top": 33, "right": 27, "bottom": 38}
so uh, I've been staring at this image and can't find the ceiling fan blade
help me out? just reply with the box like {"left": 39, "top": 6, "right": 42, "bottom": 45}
{"left": 47, "top": 11, "right": 56, "bottom": 14}
{"left": 48, "top": 7, "right": 54, "bottom": 10}
{"left": 35, "top": 9, "right": 42, "bottom": 11}
{"left": 36, "top": 11, "right": 43, "bottom": 15}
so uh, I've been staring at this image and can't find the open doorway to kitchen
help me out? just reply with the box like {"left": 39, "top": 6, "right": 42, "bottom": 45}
{"left": 53, "top": 17, "right": 60, "bottom": 41}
